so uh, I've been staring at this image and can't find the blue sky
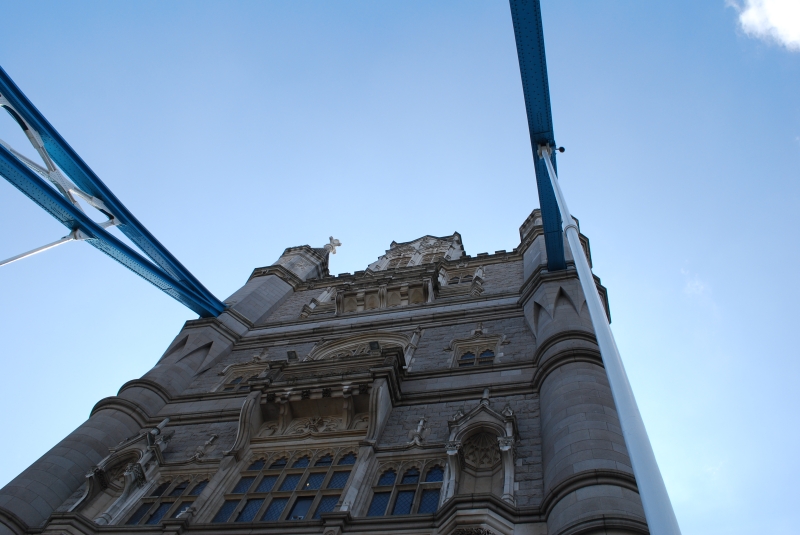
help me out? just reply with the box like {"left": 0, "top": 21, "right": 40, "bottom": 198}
{"left": 0, "top": 2, "right": 798, "bottom": 533}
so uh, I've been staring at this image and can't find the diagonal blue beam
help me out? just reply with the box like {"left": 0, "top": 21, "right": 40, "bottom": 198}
{"left": 0, "top": 65, "right": 223, "bottom": 311}
{"left": 0, "top": 143, "right": 223, "bottom": 317}
{"left": 509, "top": 0, "right": 566, "bottom": 271}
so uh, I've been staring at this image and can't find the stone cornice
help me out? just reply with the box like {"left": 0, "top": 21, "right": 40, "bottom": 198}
{"left": 0, "top": 508, "right": 27, "bottom": 535}
{"left": 89, "top": 396, "right": 150, "bottom": 428}
{"left": 182, "top": 314, "right": 246, "bottom": 344}
{"left": 540, "top": 469, "right": 639, "bottom": 517}
{"left": 117, "top": 378, "right": 173, "bottom": 404}
{"left": 555, "top": 514, "right": 649, "bottom": 535}
{"left": 247, "top": 264, "right": 305, "bottom": 289}
{"left": 244, "top": 296, "right": 522, "bottom": 342}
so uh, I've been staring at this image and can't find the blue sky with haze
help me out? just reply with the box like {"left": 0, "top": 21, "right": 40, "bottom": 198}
{"left": 0, "top": 2, "right": 798, "bottom": 533}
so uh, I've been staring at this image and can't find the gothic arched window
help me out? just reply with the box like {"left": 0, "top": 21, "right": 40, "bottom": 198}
{"left": 338, "top": 453, "right": 357, "bottom": 465}
{"left": 247, "top": 459, "right": 266, "bottom": 471}
{"left": 425, "top": 466, "right": 444, "bottom": 482}
{"left": 478, "top": 350, "right": 495, "bottom": 365}
{"left": 365, "top": 462, "right": 444, "bottom": 517}
{"left": 292, "top": 456, "right": 310, "bottom": 468}
{"left": 269, "top": 457, "right": 288, "bottom": 469}
{"left": 378, "top": 469, "right": 396, "bottom": 486}
{"left": 210, "top": 450, "right": 355, "bottom": 523}
{"left": 458, "top": 352, "right": 476, "bottom": 367}
{"left": 124, "top": 477, "right": 207, "bottom": 525}
{"left": 315, "top": 454, "right": 332, "bottom": 467}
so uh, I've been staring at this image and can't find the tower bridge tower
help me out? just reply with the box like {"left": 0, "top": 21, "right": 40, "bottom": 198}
{"left": 0, "top": 210, "right": 649, "bottom": 535}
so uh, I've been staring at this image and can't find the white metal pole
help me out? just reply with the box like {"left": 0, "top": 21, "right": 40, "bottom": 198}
{"left": 0, "top": 235, "right": 75, "bottom": 268}
{"left": 538, "top": 146, "right": 681, "bottom": 535}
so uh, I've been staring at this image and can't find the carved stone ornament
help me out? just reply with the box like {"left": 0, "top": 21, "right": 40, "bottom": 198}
{"left": 91, "top": 467, "right": 109, "bottom": 490}
{"left": 497, "top": 436, "right": 515, "bottom": 452}
{"left": 286, "top": 416, "right": 342, "bottom": 435}
{"left": 461, "top": 432, "right": 501, "bottom": 470}
{"left": 453, "top": 528, "right": 495, "bottom": 535}
{"left": 445, "top": 441, "right": 461, "bottom": 455}
{"left": 124, "top": 463, "right": 146, "bottom": 488}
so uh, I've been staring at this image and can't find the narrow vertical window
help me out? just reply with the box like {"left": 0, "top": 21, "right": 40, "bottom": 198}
{"left": 367, "top": 492, "right": 390, "bottom": 516}
{"left": 235, "top": 498, "right": 265, "bottom": 522}
{"left": 145, "top": 502, "right": 173, "bottom": 524}
{"left": 313, "top": 495, "right": 339, "bottom": 518}
{"left": 391, "top": 490, "right": 415, "bottom": 515}
{"left": 212, "top": 500, "right": 240, "bottom": 523}
{"left": 288, "top": 496, "right": 314, "bottom": 520}
{"left": 261, "top": 497, "right": 288, "bottom": 521}
{"left": 418, "top": 489, "right": 440, "bottom": 513}
{"left": 189, "top": 479, "right": 208, "bottom": 496}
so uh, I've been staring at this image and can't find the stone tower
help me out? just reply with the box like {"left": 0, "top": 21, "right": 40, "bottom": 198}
{"left": 0, "top": 210, "right": 648, "bottom": 535}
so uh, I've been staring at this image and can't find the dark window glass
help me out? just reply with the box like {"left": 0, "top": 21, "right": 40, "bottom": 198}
{"left": 230, "top": 376, "right": 243, "bottom": 384}
{"left": 145, "top": 502, "right": 173, "bottom": 524}
{"left": 338, "top": 453, "right": 356, "bottom": 465}
{"left": 247, "top": 459, "right": 266, "bottom": 471}
{"left": 269, "top": 457, "right": 287, "bottom": 469}
{"left": 212, "top": 500, "right": 240, "bottom": 523}
{"left": 449, "top": 277, "right": 460, "bottom": 285}
{"left": 150, "top": 481, "right": 171, "bottom": 497}
{"left": 315, "top": 454, "right": 333, "bottom": 466}
{"left": 418, "top": 489, "right": 440, "bottom": 514}
{"left": 313, "top": 495, "right": 339, "bottom": 519}
{"left": 367, "top": 492, "right": 390, "bottom": 516}
{"left": 288, "top": 496, "right": 314, "bottom": 520}
{"left": 261, "top": 497, "right": 288, "bottom": 521}
{"left": 327, "top": 471, "right": 351, "bottom": 489}
{"left": 238, "top": 385, "right": 250, "bottom": 390}
{"left": 247, "top": 374, "right": 258, "bottom": 382}
{"left": 304, "top": 473, "right": 325, "bottom": 490}
{"left": 235, "top": 498, "right": 264, "bottom": 522}
{"left": 292, "top": 456, "right": 310, "bottom": 468}
{"left": 189, "top": 480, "right": 208, "bottom": 496}
{"left": 279, "top": 474, "right": 301, "bottom": 491}
{"left": 425, "top": 466, "right": 444, "bottom": 482}
{"left": 401, "top": 468, "right": 420, "bottom": 485}
{"left": 170, "top": 501, "right": 193, "bottom": 518}
{"left": 461, "top": 275, "right": 473, "bottom": 283}
{"left": 223, "top": 386, "right": 234, "bottom": 391}
{"left": 126, "top": 503, "right": 152, "bottom": 525}
{"left": 377, "top": 469, "right": 396, "bottom": 486}
{"left": 256, "top": 475, "right": 278, "bottom": 493}
{"left": 459, "top": 352, "right": 475, "bottom": 367}
{"left": 392, "top": 490, "right": 415, "bottom": 515}
{"left": 169, "top": 481, "right": 189, "bottom": 496}
{"left": 232, "top": 476, "right": 255, "bottom": 494}
{"left": 479, "top": 350, "right": 494, "bottom": 364}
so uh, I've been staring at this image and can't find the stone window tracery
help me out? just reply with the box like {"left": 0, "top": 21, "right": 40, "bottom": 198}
{"left": 365, "top": 461, "right": 444, "bottom": 517}
{"left": 211, "top": 450, "right": 356, "bottom": 524}
{"left": 458, "top": 349, "right": 495, "bottom": 367}
{"left": 447, "top": 328, "right": 504, "bottom": 369}
{"left": 124, "top": 476, "right": 209, "bottom": 525}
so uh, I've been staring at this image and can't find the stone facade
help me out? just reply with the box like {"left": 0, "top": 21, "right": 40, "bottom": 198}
{"left": 0, "top": 210, "right": 648, "bottom": 535}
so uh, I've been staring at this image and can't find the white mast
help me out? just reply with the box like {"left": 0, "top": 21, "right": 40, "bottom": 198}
{"left": 538, "top": 145, "right": 682, "bottom": 535}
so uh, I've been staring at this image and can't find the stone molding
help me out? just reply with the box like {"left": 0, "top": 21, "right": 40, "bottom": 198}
{"left": 539, "top": 469, "right": 639, "bottom": 518}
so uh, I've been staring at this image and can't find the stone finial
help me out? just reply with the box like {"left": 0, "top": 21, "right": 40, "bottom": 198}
{"left": 324, "top": 236, "right": 342, "bottom": 254}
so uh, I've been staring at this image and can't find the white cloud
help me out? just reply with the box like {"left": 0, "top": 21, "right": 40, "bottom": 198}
{"left": 729, "top": 0, "right": 800, "bottom": 51}
{"left": 681, "top": 268, "right": 708, "bottom": 296}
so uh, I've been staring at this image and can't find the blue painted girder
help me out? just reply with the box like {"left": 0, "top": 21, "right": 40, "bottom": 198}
{"left": 509, "top": 0, "right": 566, "bottom": 271}
{"left": 0, "top": 66, "right": 224, "bottom": 317}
